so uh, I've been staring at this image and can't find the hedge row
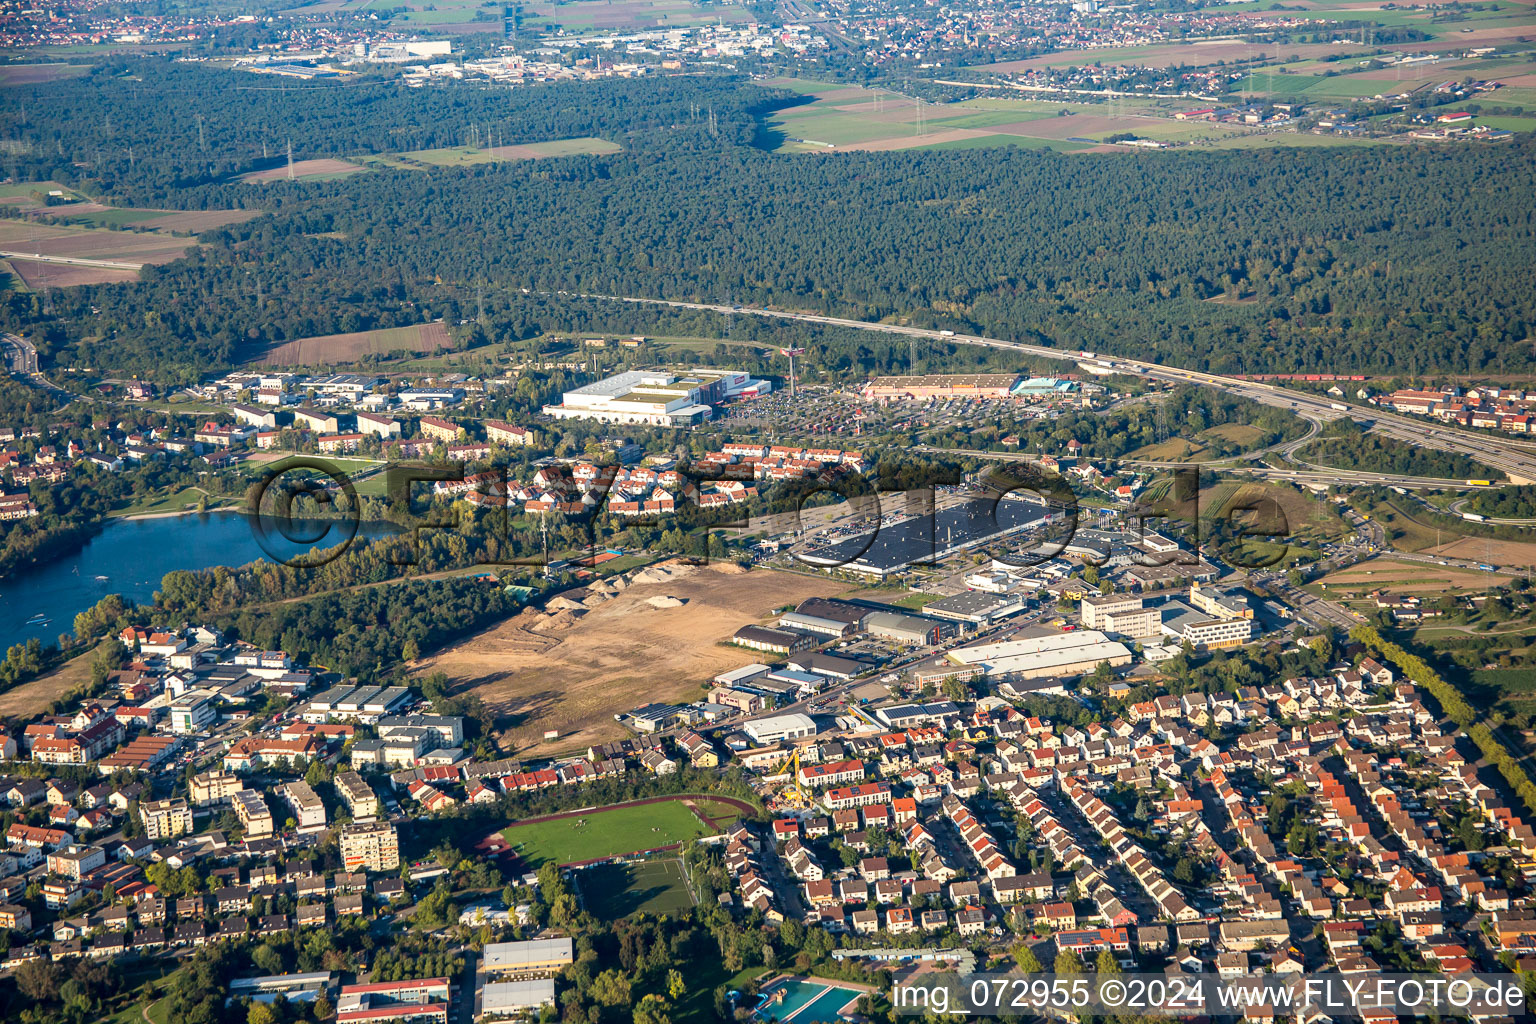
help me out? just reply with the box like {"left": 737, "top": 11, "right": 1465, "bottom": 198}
{"left": 1351, "top": 625, "right": 1536, "bottom": 816}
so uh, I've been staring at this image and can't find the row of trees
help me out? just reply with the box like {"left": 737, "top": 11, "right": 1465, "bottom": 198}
{"left": 5, "top": 63, "right": 786, "bottom": 202}
{"left": 1307, "top": 417, "right": 1491, "bottom": 479}
{"left": 8, "top": 74, "right": 1535, "bottom": 379}
{"left": 1350, "top": 624, "right": 1536, "bottom": 816}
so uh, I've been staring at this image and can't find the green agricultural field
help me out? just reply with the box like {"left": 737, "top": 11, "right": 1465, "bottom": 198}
{"left": 380, "top": 137, "right": 621, "bottom": 167}
{"left": 579, "top": 857, "right": 696, "bottom": 919}
{"left": 924, "top": 109, "right": 1061, "bottom": 130}
{"left": 501, "top": 798, "right": 733, "bottom": 867}
{"left": 917, "top": 134, "right": 1092, "bottom": 152}
{"left": 0, "top": 181, "right": 73, "bottom": 200}
{"left": 50, "top": 207, "right": 176, "bottom": 228}
{"left": 1474, "top": 114, "right": 1536, "bottom": 131}
{"left": 517, "top": 0, "right": 747, "bottom": 32}
{"left": 1210, "top": 132, "right": 1387, "bottom": 149}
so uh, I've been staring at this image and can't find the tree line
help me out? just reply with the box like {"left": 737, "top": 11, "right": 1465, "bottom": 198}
{"left": 10, "top": 107, "right": 1533, "bottom": 380}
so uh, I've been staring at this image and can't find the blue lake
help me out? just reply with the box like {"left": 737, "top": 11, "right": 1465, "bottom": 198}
{"left": 0, "top": 511, "right": 397, "bottom": 651}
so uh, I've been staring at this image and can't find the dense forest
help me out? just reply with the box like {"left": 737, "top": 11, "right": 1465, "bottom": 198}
{"left": 1470, "top": 485, "right": 1536, "bottom": 520}
{"left": 2, "top": 63, "right": 785, "bottom": 202}
{"left": 5, "top": 63, "right": 1535, "bottom": 381}
{"left": 1303, "top": 418, "right": 1492, "bottom": 480}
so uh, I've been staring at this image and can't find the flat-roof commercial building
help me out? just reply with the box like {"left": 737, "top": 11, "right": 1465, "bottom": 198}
{"left": 945, "top": 631, "right": 1132, "bottom": 681}
{"left": 799, "top": 496, "right": 1053, "bottom": 580}
{"left": 1101, "top": 607, "right": 1161, "bottom": 639}
{"left": 861, "top": 374, "right": 1020, "bottom": 401}
{"left": 714, "top": 664, "right": 771, "bottom": 688}
{"left": 229, "top": 972, "right": 335, "bottom": 1005}
{"left": 479, "top": 979, "right": 556, "bottom": 1021}
{"left": 924, "top": 590, "right": 1027, "bottom": 625}
{"left": 875, "top": 701, "right": 962, "bottom": 728}
{"left": 793, "top": 598, "right": 871, "bottom": 631}
{"left": 732, "top": 625, "right": 817, "bottom": 654}
{"left": 303, "top": 684, "right": 412, "bottom": 724}
{"left": 1159, "top": 602, "right": 1255, "bottom": 650}
{"left": 541, "top": 369, "right": 763, "bottom": 427}
{"left": 170, "top": 694, "right": 216, "bottom": 735}
{"left": 742, "top": 713, "right": 818, "bottom": 745}
{"left": 863, "top": 611, "right": 957, "bottom": 646}
{"left": 907, "top": 659, "right": 986, "bottom": 689}
{"left": 1188, "top": 583, "right": 1253, "bottom": 620}
{"left": 776, "top": 610, "right": 858, "bottom": 638}
{"left": 481, "top": 938, "right": 574, "bottom": 979}
{"left": 1080, "top": 593, "right": 1145, "bottom": 631}
{"left": 340, "top": 821, "right": 400, "bottom": 873}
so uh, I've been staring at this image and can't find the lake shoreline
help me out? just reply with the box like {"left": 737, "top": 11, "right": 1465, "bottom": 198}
{"left": 111, "top": 503, "right": 244, "bottom": 522}
{"left": 0, "top": 515, "right": 401, "bottom": 651}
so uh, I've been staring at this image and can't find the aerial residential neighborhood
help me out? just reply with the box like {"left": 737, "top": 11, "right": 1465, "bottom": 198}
{"left": 3, "top": 0, "right": 1536, "bottom": 1020}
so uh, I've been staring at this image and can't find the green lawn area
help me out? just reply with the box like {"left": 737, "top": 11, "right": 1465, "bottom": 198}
{"left": 0, "top": 180, "right": 73, "bottom": 199}
{"left": 926, "top": 109, "right": 1059, "bottom": 130}
{"left": 0, "top": 259, "right": 29, "bottom": 292}
{"left": 773, "top": 113, "right": 911, "bottom": 146}
{"left": 1475, "top": 115, "right": 1536, "bottom": 132}
{"left": 878, "top": 590, "right": 942, "bottom": 610}
{"left": 673, "top": 964, "right": 771, "bottom": 1024}
{"left": 112, "top": 486, "right": 234, "bottom": 517}
{"left": 579, "top": 857, "right": 696, "bottom": 920}
{"left": 50, "top": 207, "right": 175, "bottom": 228}
{"left": 387, "top": 137, "right": 621, "bottom": 166}
{"left": 501, "top": 798, "right": 726, "bottom": 867}
{"left": 919, "top": 134, "right": 1091, "bottom": 152}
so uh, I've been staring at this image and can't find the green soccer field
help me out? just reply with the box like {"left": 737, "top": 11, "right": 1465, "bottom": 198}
{"left": 579, "top": 857, "right": 697, "bottom": 919}
{"left": 501, "top": 799, "right": 733, "bottom": 867}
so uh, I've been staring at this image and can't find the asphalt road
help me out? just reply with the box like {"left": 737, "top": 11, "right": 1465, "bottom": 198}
{"left": 0, "top": 250, "right": 144, "bottom": 271}
{"left": 572, "top": 293, "right": 1536, "bottom": 485}
{"left": 1, "top": 331, "right": 39, "bottom": 374}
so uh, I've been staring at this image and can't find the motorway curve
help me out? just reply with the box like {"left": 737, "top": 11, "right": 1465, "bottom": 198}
{"left": 581, "top": 294, "right": 1536, "bottom": 486}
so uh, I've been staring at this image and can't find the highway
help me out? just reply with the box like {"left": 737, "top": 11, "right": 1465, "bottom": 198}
{"left": 2, "top": 331, "right": 76, "bottom": 404}
{"left": 1, "top": 331, "right": 38, "bottom": 374}
{"left": 0, "top": 250, "right": 144, "bottom": 271}
{"left": 581, "top": 293, "right": 1536, "bottom": 485}
{"left": 910, "top": 444, "right": 1491, "bottom": 492}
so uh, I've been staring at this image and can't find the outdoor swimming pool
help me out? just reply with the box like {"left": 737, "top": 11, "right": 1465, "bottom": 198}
{"left": 754, "top": 978, "right": 863, "bottom": 1022}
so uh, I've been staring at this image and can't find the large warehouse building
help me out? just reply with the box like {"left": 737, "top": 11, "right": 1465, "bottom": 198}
{"left": 863, "top": 610, "right": 957, "bottom": 646}
{"left": 541, "top": 369, "right": 769, "bottom": 427}
{"left": 861, "top": 373, "right": 1020, "bottom": 401}
{"left": 943, "top": 630, "right": 1132, "bottom": 681}
{"left": 799, "top": 494, "right": 1056, "bottom": 579}
{"left": 925, "top": 590, "right": 1028, "bottom": 626}
{"left": 743, "top": 712, "right": 818, "bottom": 745}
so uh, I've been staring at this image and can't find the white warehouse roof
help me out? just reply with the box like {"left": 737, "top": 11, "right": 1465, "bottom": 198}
{"left": 947, "top": 630, "right": 1116, "bottom": 665}
{"left": 742, "top": 712, "right": 817, "bottom": 743}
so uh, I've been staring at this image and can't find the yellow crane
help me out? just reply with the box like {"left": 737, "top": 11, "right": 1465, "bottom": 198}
{"left": 769, "top": 747, "right": 810, "bottom": 810}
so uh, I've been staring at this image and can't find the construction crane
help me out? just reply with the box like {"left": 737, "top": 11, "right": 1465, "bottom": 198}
{"left": 768, "top": 747, "right": 810, "bottom": 811}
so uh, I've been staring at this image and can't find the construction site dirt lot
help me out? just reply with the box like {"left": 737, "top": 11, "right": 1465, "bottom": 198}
{"left": 1428, "top": 537, "right": 1536, "bottom": 570}
{"left": 417, "top": 561, "right": 853, "bottom": 753}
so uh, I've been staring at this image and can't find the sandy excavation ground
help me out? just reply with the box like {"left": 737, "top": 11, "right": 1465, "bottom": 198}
{"left": 416, "top": 560, "right": 854, "bottom": 753}
{"left": 1427, "top": 537, "right": 1536, "bottom": 570}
